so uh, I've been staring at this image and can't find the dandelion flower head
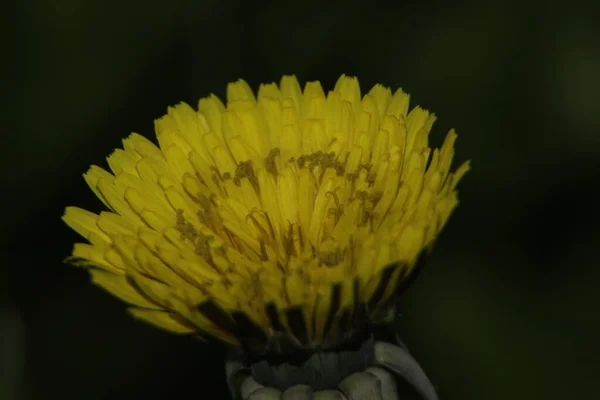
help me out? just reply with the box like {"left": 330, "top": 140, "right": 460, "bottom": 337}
{"left": 63, "top": 75, "right": 469, "bottom": 353}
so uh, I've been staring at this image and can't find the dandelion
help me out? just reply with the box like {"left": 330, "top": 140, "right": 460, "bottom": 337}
{"left": 63, "top": 75, "right": 469, "bottom": 399}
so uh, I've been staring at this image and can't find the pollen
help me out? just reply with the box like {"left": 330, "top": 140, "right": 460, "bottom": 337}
{"left": 62, "top": 75, "right": 470, "bottom": 350}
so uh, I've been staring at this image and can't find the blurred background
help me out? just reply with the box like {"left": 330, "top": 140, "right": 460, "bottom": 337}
{"left": 3, "top": 0, "right": 599, "bottom": 398}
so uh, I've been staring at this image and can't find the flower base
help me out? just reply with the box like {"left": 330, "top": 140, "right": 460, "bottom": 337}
{"left": 226, "top": 328, "right": 438, "bottom": 400}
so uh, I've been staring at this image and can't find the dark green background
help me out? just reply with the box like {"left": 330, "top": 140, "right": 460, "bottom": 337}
{"left": 3, "top": 0, "right": 599, "bottom": 399}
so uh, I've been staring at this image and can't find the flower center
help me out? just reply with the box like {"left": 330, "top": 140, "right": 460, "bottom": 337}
{"left": 174, "top": 141, "right": 390, "bottom": 277}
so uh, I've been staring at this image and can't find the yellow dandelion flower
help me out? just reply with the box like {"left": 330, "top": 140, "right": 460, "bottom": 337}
{"left": 63, "top": 75, "right": 469, "bottom": 355}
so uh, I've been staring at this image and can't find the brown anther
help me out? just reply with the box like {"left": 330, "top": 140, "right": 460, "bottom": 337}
{"left": 367, "top": 171, "right": 377, "bottom": 185}
{"left": 194, "top": 233, "right": 215, "bottom": 263}
{"left": 369, "top": 210, "right": 380, "bottom": 223}
{"left": 196, "top": 193, "right": 217, "bottom": 228}
{"left": 198, "top": 194, "right": 212, "bottom": 211}
{"left": 297, "top": 155, "right": 306, "bottom": 169}
{"left": 354, "top": 190, "right": 369, "bottom": 202}
{"left": 358, "top": 162, "right": 373, "bottom": 171}
{"left": 369, "top": 191, "right": 383, "bottom": 207}
{"left": 265, "top": 147, "right": 280, "bottom": 176}
{"left": 320, "top": 152, "right": 338, "bottom": 171}
{"left": 361, "top": 209, "right": 378, "bottom": 228}
{"left": 197, "top": 210, "right": 208, "bottom": 225}
{"left": 307, "top": 151, "right": 324, "bottom": 169}
{"left": 213, "top": 245, "right": 228, "bottom": 260}
{"left": 317, "top": 248, "right": 344, "bottom": 267}
{"left": 176, "top": 209, "right": 185, "bottom": 225}
{"left": 233, "top": 160, "right": 258, "bottom": 190}
{"left": 175, "top": 209, "right": 198, "bottom": 242}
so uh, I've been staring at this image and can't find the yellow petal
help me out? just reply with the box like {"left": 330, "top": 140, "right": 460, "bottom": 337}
{"left": 334, "top": 75, "right": 361, "bottom": 114}
{"left": 280, "top": 75, "right": 302, "bottom": 116}
{"left": 227, "top": 79, "right": 256, "bottom": 103}
{"left": 198, "top": 94, "right": 226, "bottom": 136}
{"left": 83, "top": 166, "right": 114, "bottom": 209}
{"left": 367, "top": 84, "right": 392, "bottom": 120}
{"left": 122, "top": 133, "right": 164, "bottom": 160}
{"left": 107, "top": 149, "right": 140, "bottom": 177}
{"left": 90, "top": 269, "right": 161, "bottom": 309}
{"left": 63, "top": 207, "right": 110, "bottom": 245}
{"left": 386, "top": 88, "right": 410, "bottom": 119}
